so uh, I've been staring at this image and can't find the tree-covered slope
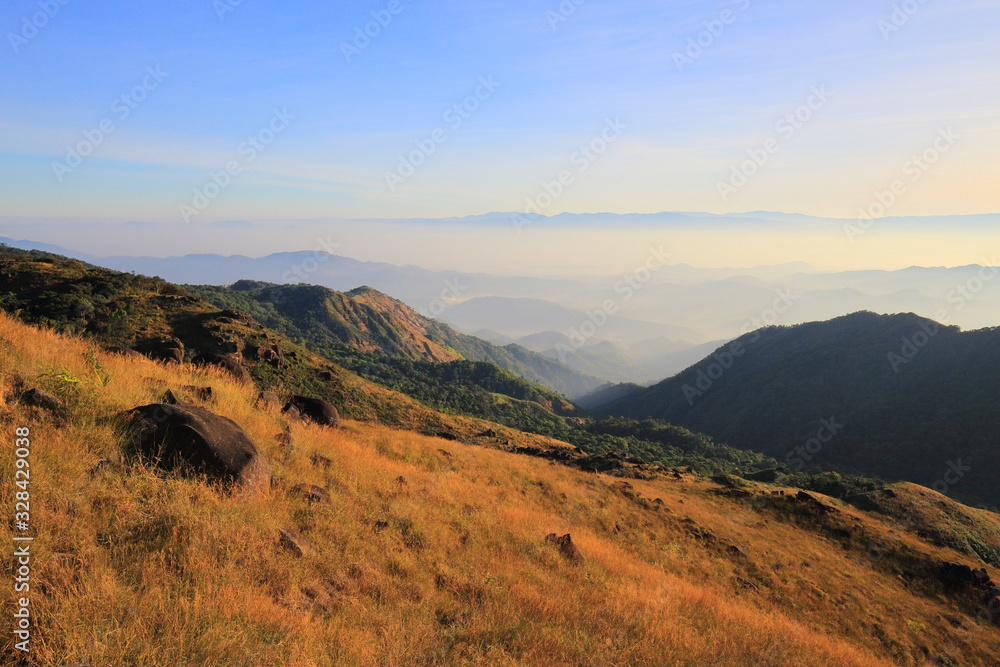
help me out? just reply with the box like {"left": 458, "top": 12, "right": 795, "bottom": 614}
{"left": 600, "top": 311, "right": 1000, "bottom": 508}
{"left": 190, "top": 281, "right": 606, "bottom": 399}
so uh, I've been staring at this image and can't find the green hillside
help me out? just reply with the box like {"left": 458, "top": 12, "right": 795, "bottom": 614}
{"left": 191, "top": 280, "right": 606, "bottom": 399}
{"left": 600, "top": 311, "right": 1000, "bottom": 508}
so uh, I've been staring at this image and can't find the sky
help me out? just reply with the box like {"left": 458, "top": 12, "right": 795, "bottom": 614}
{"left": 1, "top": 0, "right": 999, "bottom": 267}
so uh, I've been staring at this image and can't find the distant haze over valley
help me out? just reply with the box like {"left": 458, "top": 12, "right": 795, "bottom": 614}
{"left": 4, "top": 213, "right": 998, "bottom": 387}
{"left": 1, "top": 211, "right": 998, "bottom": 276}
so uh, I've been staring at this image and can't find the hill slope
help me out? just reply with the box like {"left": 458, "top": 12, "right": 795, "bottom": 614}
{"left": 190, "top": 281, "right": 606, "bottom": 399}
{"left": 0, "top": 247, "right": 580, "bottom": 448}
{"left": 2, "top": 310, "right": 1000, "bottom": 665}
{"left": 600, "top": 311, "right": 1000, "bottom": 508}
{"left": 0, "top": 246, "right": 782, "bottom": 478}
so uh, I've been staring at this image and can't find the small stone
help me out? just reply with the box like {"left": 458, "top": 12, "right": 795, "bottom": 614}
{"left": 20, "top": 388, "right": 64, "bottom": 413}
{"left": 278, "top": 528, "right": 314, "bottom": 557}
{"left": 310, "top": 452, "right": 333, "bottom": 469}
{"left": 291, "top": 483, "right": 331, "bottom": 504}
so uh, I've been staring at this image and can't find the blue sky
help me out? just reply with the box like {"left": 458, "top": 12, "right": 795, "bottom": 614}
{"left": 1, "top": 0, "right": 998, "bottom": 224}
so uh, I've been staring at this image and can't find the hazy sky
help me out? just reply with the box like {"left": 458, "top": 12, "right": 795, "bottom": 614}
{"left": 2, "top": 0, "right": 998, "bottom": 228}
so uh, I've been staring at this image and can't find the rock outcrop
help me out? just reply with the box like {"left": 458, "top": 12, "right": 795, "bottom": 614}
{"left": 284, "top": 395, "right": 340, "bottom": 428}
{"left": 120, "top": 403, "right": 271, "bottom": 492}
{"left": 193, "top": 353, "right": 252, "bottom": 384}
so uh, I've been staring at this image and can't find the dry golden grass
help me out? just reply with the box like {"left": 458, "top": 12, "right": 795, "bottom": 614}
{"left": 1, "top": 311, "right": 998, "bottom": 666}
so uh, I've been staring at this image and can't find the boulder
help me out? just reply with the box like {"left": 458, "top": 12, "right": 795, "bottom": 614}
{"left": 545, "top": 533, "right": 584, "bottom": 565}
{"left": 218, "top": 308, "right": 251, "bottom": 324}
{"left": 282, "top": 404, "right": 302, "bottom": 422}
{"left": 162, "top": 386, "right": 213, "bottom": 405}
{"left": 161, "top": 346, "right": 184, "bottom": 363}
{"left": 940, "top": 562, "right": 994, "bottom": 590}
{"left": 278, "top": 528, "right": 314, "bottom": 557}
{"left": 246, "top": 344, "right": 282, "bottom": 365}
{"left": 19, "top": 388, "right": 64, "bottom": 413}
{"left": 141, "top": 338, "right": 185, "bottom": 363}
{"left": 188, "top": 386, "right": 214, "bottom": 402}
{"left": 291, "top": 483, "right": 332, "bottom": 504}
{"left": 193, "top": 353, "right": 252, "bottom": 384}
{"left": 284, "top": 396, "right": 340, "bottom": 428}
{"left": 257, "top": 390, "right": 281, "bottom": 411}
{"left": 216, "top": 338, "right": 242, "bottom": 355}
{"left": 310, "top": 452, "right": 333, "bottom": 469}
{"left": 119, "top": 403, "right": 271, "bottom": 492}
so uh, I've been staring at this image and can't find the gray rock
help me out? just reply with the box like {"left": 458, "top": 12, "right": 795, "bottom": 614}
{"left": 20, "top": 388, "right": 64, "bottom": 413}
{"left": 291, "top": 483, "right": 332, "bottom": 504}
{"left": 120, "top": 403, "right": 271, "bottom": 492}
{"left": 258, "top": 390, "right": 281, "bottom": 411}
{"left": 284, "top": 396, "right": 340, "bottom": 428}
{"left": 278, "top": 527, "right": 314, "bottom": 557}
{"left": 545, "top": 533, "right": 584, "bottom": 564}
{"left": 193, "top": 353, "right": 252, "bottom": 384}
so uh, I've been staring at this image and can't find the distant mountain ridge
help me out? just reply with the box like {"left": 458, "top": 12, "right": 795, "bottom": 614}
{"left": 3, "top": 235, "right": 999, "bottom": 384}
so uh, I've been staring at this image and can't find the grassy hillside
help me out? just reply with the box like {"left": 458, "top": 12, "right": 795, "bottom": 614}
{"left": 600, "top": 311, "right": 1000, "bottom": 509}
{"left": 0, "top": 247, "right": 582, "bottom": 449}
{"left": 185, "top": 281, "right": 785, "bottom": 475}
{"left": 190, "top": 281, "right": 607, "bottom": 399}
{"left": 3, "top": 311, "right": 1000, "bottom": 665}
{"left": 0, "top": 248, "right": 786, "bottom": 477}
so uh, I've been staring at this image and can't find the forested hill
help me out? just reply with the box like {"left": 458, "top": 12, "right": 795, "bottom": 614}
{"left": 599, "top": 311, "right": 1000, "bottom": 508}
{"left": 189, "top": 280, "right": 606, "bottom": 399}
